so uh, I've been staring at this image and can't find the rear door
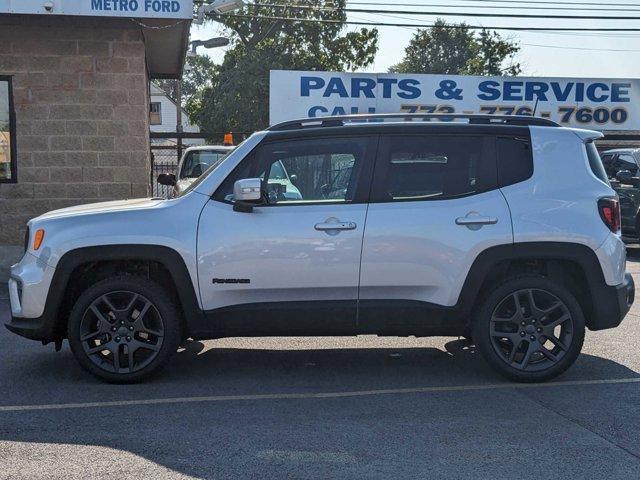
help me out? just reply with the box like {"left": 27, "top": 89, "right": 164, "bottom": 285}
{"left": 358, "top": 131, "right": 513, "bottom": 332}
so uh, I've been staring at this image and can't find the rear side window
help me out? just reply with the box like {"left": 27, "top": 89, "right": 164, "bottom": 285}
{"left": 371, "top": 135, "right": 495, "bottom": 202}
{"left": 586, "top": 142, "right": 610, "bottom": 185}
{"left": 496, "top": 136, "right": 533, "bottom": 187}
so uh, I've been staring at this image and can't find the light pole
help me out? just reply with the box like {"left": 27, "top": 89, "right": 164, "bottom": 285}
{"left": 175, "top": 0, "right": 244, "bottom": 155}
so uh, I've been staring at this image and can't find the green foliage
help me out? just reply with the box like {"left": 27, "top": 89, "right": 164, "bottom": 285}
{"left": 390, "top": 20, "right": 521, "bottom": 76}
{"left": 155, "top": 54, "right": 217, "bottom": 105}
{"left": 192, "top": 0, "right": 378, "bottom": 137}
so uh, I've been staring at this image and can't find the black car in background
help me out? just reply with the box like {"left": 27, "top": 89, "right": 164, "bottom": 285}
{"left": 601, "top": 148, "right": 640, "bottom": 243}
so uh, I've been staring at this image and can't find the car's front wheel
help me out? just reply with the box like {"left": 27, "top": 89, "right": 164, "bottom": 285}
{"left": 68, "top": 276, "right": 181, "bottom": 383}
{"left": 473, "top": 275, "right": 585, "bottom": 382}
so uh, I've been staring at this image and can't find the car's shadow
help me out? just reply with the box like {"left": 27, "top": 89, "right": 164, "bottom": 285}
{"left": 1, "top": 337, "right": 639, "bottom": 478}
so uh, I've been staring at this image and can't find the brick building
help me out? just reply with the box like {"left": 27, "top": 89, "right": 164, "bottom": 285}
{"left": 0, "top": 2, "right": 192, "bottom": 278}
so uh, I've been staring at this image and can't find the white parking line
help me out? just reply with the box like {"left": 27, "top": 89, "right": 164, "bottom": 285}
{"left": 1, "top": 377, "right": 639, "bottom": 413}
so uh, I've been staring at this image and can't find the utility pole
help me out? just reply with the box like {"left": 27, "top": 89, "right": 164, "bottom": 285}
{"left": 176, "top": 78, "right": 183, "bottom": 161}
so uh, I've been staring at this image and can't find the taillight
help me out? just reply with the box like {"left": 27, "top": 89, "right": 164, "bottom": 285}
{"left": 598, "top": 197, "right": 621, "bottom": 233}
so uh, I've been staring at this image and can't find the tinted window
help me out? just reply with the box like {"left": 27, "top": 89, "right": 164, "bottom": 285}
{"left": 496, "top": 136, "right": 533, "bottom": 187}
{"left": 372, "top": 135, "right": 493, "bottom": 202}
{"left": 617, "top": 154, "right": 638, "bottom": 176}
{"left": 586, "top": 142, "right": 610, "bottom": 185}
{"left": 214, "top": 136, "right": 371, "bottom": 205}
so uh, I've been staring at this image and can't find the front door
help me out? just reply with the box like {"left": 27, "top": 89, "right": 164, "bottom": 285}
{"left": 197, "top": 134, "right": 376, "bottom": 336}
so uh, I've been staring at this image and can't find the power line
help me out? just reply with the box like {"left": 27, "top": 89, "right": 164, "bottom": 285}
{"left": 348, "top": 0, "right": 640, "bottom": 6}
{"left": 253, "top": 4, "right": 640, "bottom": 21}
{"left": 222, "top": 13, "right": 640, "bottom": 31}
{"left": 347, "top": 3, "right": 640, "bottom": 12}
{"left": 522, "top": 42, "right": 640, "bottom": 52}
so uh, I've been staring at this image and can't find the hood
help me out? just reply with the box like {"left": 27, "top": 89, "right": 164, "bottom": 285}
{"left": 34, "top": 198, "right": 165, "bottom": 222}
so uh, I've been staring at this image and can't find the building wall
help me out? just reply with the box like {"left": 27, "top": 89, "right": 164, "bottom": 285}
{"left": 0, "top": 15, "right": 152, "bottom": 279}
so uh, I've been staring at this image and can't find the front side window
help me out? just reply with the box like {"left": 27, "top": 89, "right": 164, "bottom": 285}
{"left": 214, "top": 136, "right": 371, "bottom": 205}
{"left": 180, "top": 150, "right": 231, "bottom": 179}
{"left": 372, "top": 135, "right": 494, "bottom": 202}
{"left": 0, "top": 77, "right": 16, "bottom": 183}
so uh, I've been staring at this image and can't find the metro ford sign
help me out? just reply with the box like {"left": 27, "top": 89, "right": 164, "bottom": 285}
{"left": 270, "top": 70, "right": 640, "bottom": 131}
{"left": 0, "top": 0, "right": 193, "bottom": 18}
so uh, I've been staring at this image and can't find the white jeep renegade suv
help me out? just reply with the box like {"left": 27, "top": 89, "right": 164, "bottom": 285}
{"left": 6, "top": 114, "right": 635, "bottom": 383}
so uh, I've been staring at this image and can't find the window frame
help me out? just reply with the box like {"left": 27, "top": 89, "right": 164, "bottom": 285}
{"left": 149, "top": 101, "right": 162, "bottom": 126}
{"left": 0, "top": 75, "right": 17, "bottom": 184}
{"left": 369, "top": 133, "right": 497, "bottom": 204}
{"left": 212, "top": 134, "right": 378, "bottom": 207}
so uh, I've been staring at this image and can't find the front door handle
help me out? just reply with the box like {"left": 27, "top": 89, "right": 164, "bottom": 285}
{"left": 455, "top": 216, "right": 498, "bottom": 226}
{"left": 315, "top": 221, "right": 357, "bottom": 231}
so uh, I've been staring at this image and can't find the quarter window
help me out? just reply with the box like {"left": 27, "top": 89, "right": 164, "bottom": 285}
{"left": 371, "top": 135, "right": 494, "bottom": 202}
{"left": 0, "top": 77, "right": 16, "bottom": 183}
{"left": 496, "top": 136, "right": 533, "bottom": 187}
{"left": 214, "top": 136, "right": 372, "bottom": 205}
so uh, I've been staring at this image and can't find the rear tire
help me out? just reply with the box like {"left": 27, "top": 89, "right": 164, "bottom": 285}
{"left": 473, "top": 275, "right": 585, "bottom": 383}
{"left": 67, "top": 276, "right": 181, "bottom": 383}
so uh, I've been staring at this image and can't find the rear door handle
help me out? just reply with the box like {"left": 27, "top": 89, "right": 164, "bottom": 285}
{"left": 315, "top": 221, "right": 357, "bottom": 231}
{"left": 455, "top": 216, "right": 498, "bottom": 226}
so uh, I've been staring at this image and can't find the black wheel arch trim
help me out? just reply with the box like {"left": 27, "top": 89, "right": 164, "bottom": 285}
{"left": 6, "top": 245, "right": 204, "bottom": 343}
{"left": 456, "top": 241, "right": 633, "bottom": 331}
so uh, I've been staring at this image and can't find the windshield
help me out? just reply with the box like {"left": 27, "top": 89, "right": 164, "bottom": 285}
{"left": 180, "top": 150, "right": 232, "bottom": 179}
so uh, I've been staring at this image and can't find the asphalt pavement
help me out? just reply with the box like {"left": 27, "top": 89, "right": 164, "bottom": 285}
{"left": 2, "top": 254, "right": 640, "bottom": 479}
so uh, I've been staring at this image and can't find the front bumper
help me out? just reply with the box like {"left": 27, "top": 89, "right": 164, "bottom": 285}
{"left": 5, "top": 252, "right": 58, "bottom": 343}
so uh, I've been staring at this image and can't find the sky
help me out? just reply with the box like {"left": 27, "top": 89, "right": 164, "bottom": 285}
{"left": 191, "top": 0, "right": 640, "bottom": 79}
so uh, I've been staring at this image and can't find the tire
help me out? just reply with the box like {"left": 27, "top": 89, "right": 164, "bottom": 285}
{"left": 472, "top": 275, "right": 585, "bottom": 383}
{"left": 67, "top": 276, "right": 181, "bottom": 383}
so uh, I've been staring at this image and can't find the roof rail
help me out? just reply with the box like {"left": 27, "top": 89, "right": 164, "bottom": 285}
{"left": 267, "top": 113, "right": 560, "bottom": 131}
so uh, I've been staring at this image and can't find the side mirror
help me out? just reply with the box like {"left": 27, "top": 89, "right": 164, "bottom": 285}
{"left": 616, "top": 170, "right": 638, "bottom": 186}
{"left": 233, "top": 178, "right": 262, "bottom": 213}
{"left": 289, "top": 174, "right": 298, "bottom": 183}
{"left": 157, "top": 173, "right": 176, "bottom": 186}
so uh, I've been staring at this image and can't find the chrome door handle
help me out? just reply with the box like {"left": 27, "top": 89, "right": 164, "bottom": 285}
{"left": 455, "top": 216, "right": 498, "bottom": 226}
{"left": 315, "top": 221, "right": 357, "bottom": 231}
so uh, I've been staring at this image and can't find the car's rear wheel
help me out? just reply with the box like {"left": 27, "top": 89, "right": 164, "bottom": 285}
{"left": 68, "top": 276, "right": 181, "bottom": 383}
{"left": 473, "top": 275, "right": 585, "bottom": 382}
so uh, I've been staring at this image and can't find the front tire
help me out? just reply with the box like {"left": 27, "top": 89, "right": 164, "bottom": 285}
{"left": 67, "top": 276, "right": 181, "bottom": 383}
{"left": 473, "top": 275, "right": 585, "bottom": 383}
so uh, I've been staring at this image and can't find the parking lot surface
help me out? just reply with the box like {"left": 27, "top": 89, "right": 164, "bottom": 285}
{"left": 2, "top": 254, "right": 640, "bottom": 479}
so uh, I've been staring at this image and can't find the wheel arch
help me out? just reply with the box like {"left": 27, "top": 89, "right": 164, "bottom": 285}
{"left": 43, "top": 245, "right": 203, "bottom": 341}
{"left": 457, "top": 242, "right": 615, "bottom": 331}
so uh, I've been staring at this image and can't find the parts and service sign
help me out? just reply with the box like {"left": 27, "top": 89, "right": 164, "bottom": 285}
{"left": 270, "top": 70, "right": 638, "bottom": 131}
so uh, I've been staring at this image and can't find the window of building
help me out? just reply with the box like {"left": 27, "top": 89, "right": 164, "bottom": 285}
{"left": 149, "top": 102, "right": 162, "bottom": 125}
{"left": 0, "top": 76, "right": 16, "bottom": 183}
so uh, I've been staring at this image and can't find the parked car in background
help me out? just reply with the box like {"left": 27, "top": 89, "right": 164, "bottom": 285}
{"left": 158, "top": 145, "right": 235, "bottom": 198}
{"left": 600, "top": 148, "right": 640, "bottom": 243}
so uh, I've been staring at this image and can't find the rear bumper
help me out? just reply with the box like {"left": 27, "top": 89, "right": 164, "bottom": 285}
{"left": 589, "top": 272, "right": 635, "bottom": 331}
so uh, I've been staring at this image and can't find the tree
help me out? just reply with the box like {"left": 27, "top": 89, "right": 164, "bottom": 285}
{"left": 155, "top": 54, "right": 217, "bottom": 106}
{"left": 390, "top": 20, "right": 521, "bottom": 76}
{"left": 191, "top": 0, "right": 378, "bottom": 138}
